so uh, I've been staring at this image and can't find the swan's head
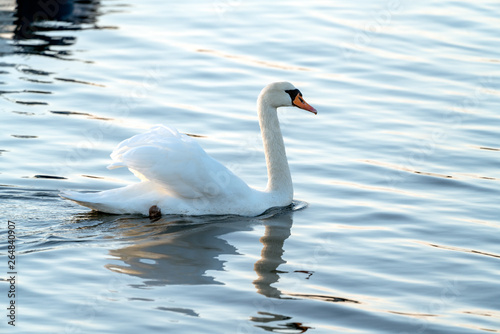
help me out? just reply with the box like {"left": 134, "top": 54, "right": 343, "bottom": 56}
{"left": 259, "top": 82, "right": 317, "bottom": 114}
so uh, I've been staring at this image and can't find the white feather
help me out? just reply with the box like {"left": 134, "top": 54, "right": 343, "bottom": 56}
{"left": 60, "top": 82, "right": 316, "bottom": 216}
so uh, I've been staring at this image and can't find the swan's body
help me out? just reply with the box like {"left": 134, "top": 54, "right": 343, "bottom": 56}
{"left": 60, "top": 82, "right": 316, "bottom": 216}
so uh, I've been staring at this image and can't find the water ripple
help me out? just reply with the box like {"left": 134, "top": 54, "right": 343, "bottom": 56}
{"left": 415, "top": 240, "right": 500, "bottom": 259}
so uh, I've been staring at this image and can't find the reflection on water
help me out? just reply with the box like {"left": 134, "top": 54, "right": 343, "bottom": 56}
{"left": 0, "top": 0, "right": 104, "bottom": 58}
{"left": 253, "top": 212, "right": 292, "bottom": 299}
{"left": 105, "top": 218, "right": 247, "bottom": 286}
{"left": 103, "top": 207, "right": 297, "bottom": 289}
{"left": 251, "top": 313, "right": 313, "bottom": 334}
{"left": 67, "top": 201, "right": 355, "bottom": 332}
{"left": 91, "top": 203, "right": 315, "bottom": 330}
{"left": 252, "top": 212, "right": 316, "bottom": 333}
{"left": 0, "top": 0, "right": 105, "bottom": 110}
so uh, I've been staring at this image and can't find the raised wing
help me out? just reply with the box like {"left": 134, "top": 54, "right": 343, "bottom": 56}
{"left": 108, "top": 125, "right": 249, "bottom": 199}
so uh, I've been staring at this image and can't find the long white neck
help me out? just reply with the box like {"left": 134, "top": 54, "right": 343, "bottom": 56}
{"left": 257, "top": 96, "right": 293, "bottom": 203}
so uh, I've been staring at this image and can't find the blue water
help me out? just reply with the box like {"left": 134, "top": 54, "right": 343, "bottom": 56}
{"left": 1, "top": 0, "right": 499, "bottom": 333}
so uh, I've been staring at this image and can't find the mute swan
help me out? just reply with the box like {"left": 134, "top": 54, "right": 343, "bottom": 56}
{"left": 60, "top": 82, "right": 317, "bottom": 216}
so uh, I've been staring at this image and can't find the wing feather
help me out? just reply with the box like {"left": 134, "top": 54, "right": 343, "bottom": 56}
{"left": 108, "top": 125, "right": 249, "bottom": 199}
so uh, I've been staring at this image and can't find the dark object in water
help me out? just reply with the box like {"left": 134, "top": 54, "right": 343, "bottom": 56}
{"left": 149, "top": 205, "right": 161, "bottom": 220}
{"left": 34, "top": 174, "right": 67, "bottom": 179}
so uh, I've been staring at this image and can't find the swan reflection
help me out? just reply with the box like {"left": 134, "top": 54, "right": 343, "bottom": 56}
{"left": 252, "top": 211, "right": 293, "bottom": 298}
{"left": 96, "top": 205, "right": 299, "bottom": 289}
{"left": 75, "top": 203, "right": 310, "bottom": 330}
{"left": 104, "top": 217, "right": 250, "bottom": 286}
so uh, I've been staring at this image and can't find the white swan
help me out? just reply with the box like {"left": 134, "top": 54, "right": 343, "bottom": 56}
{"left": 60, "top": 82, "right": 317, "bottom": 216}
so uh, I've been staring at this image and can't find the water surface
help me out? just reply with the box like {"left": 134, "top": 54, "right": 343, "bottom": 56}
{"left": 1, "top": 0, "right": 499, "bottom": 333}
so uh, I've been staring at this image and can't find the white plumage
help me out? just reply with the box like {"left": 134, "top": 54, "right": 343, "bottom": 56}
{"left": 60, "top": 82, "right": 316, "bottom": 216}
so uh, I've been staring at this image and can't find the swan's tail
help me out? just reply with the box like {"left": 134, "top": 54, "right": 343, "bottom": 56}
{"left": 60, "top": 190, "right": 125, "bottom": 214}
{"left": 60, "top": 182, "right": 162, "bottom": 215}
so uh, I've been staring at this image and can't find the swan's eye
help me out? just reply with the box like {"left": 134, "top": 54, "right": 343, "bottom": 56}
{"left": 285, "top": 89, "right": 301, "bottom": 101}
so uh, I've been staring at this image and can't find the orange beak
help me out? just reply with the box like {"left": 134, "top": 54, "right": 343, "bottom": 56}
{"left": 292, "top": 94, "right": 317, "bottom": 114}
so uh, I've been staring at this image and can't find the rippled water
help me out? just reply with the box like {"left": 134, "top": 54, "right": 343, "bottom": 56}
{"left": 1, "top": 0, "right": 499, "bottom": 333}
